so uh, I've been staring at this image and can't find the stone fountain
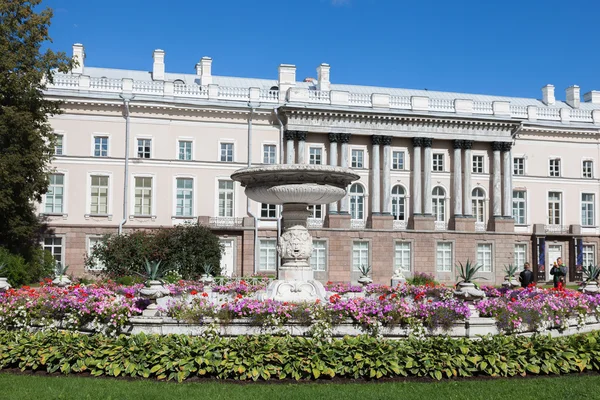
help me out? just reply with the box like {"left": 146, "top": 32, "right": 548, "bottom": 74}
{"left": 231, "top": 164, "right": 359, "bottom": 303}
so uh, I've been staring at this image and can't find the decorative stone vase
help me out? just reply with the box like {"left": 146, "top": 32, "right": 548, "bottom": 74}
{"left": 140, "top": 280, "right": 171, "bottom": 317}
{"left": 200, "top": 274, "right": 214, "bottom": 286}
{"left": 357, "top": 276, "right": 373, "bottom": 286}
{"left": 453, "top": 282, "right": 486, "bottom": 302}
{"left": 52, "top": 276, "right": 72, "bottom": 288}
{"left": 0, "top": 277, "right": 11, "bottom": 292}
{"left": 501, "top": 275, "right": 520, "bottom": 289}
{"left": 579, "top": 281, "right": 600, "bottom": 294}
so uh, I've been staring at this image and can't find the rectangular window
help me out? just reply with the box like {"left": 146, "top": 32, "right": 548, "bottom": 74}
{"left": 45, "top": 174, "right": 64, "bottom": 214}
{"left": 134, "top": 177, "right": 152, "bottom": 216}
{"left": 436, "top": 242, "right": 453, "bottom": 272}
{"left": 137, "top": 139, "right": 151, "bottom": 158}
{"left": 351, "top": 149, "right": 364, "bottom": 168}
{"left": 309, "top": 147, "right": 322, "bottom": 165}
{"left": 432, "top": 153, "right": 444, "bottom": 172}
{"left": 394, "top": 242, "right": 411, "bottom": 272}
{"left": 477, "top": 243, "right": 493, "bottom": 272}
{"left": 90, "top": 175, "right": 109, "bottom": 215}
{"left": 308, "top": 205, "right": 323, "bottom": 219}
{"left": 218, "top": 180, "right": 234, "bottom": 217}
{"left": 548, "top": 191, "right": 562, "bottom": 225}
{"left": 311, "top": 240, "right": 327, "bottom": 272}
{"left": 263, "top": 144, "right": 276, "bottom": 164}
{"left": 259, "top": 239, "right": 277, "bottom": 271}
{"left": 87, "top": 237, "right": 105, "bottom": 271}
{"left": 513, "top": 157, "right": 525, "bottom": 176}
{"left": 261, "top": 204, "right": 277, "bottom": 219}
{"left": 220, "top": 143, "right": 234, "bottom": 162}
{"left": 178, "top": 141, "right": 192, "bottom": 161}
{"left": 583, "top": 244, "right": 596, "bottom": 268}
{"left": 581, "top": 193, "right": 595, "bottom": 227}
{"left": 392, "top": 151, "right": 405, "bottom": 170}
{"left": 94, "top": 136, "right": 108, "bottom": 157}
{"left": 514, "top": 244, "right": 527, "bottom": 268}
{"left": 583, "top": 160, "right": 593, "bottom": 179}
{"left": 175, "top": 178, "right": 193, "bottom": 217}
{"left": 549, "top": 158, "right": 561, "bottom": 177}
{"left": 512, "top": 190, "right": 526, "bottom": 225}
{"left": 43, "top": 237, "right": 63, "bottom": 267}
{"left": 54, "top": 134, "right": 63, "bottom": 155}
{"left": 352, "top": 241, "right": 369, "bottom": 271}
{"left": 472, "top": 155, "right": 484, "bottom": 173}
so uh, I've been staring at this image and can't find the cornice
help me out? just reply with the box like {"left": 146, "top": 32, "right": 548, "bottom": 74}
{"left": 520, "top": 124, "right": 600, "bottom": 137}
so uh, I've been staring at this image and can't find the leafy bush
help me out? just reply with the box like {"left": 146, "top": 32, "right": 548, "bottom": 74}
{"left": 0, "top": 247, "right": 55, "bottom": 287}
{"left": 407, "top": 272, "right": 437, "bottom": 286}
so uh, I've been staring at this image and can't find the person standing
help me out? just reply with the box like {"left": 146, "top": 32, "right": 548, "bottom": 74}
{"left": 519, "top": 262, "right": 534, "bottom": 288}
{"left": 550, "top": 258, "right": 567, "bottom": 288}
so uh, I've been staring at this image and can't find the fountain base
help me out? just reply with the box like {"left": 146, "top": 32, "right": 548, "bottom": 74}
{"left": 258, "top": 279, "right": 327, "bottom": 303}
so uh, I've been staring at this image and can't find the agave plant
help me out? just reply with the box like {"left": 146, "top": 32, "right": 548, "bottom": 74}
{"left": 201, "top": 263, "right": 218, "bottom": 277}
{"left": 456, "top": 260, "right": 488, "bottom": 284}
{"left": 140, "top": 259, "right": 168, "bottom": 282}
{"left": 503, "top": 264, "right": 518, "bottom": 278}
{"left": 357, "top": 264, "right": 372, "bottom": 278}
{"left": 582, "top": 264, "right": 600, "bottom": 283}
{"left": 55, "top": 263, "right": 69, "bottom": 278}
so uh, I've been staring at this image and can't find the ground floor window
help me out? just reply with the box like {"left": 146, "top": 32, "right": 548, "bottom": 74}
{"left": 436, "top": 242, "right": 452, "bottom": 272}
{"left": 477, "top": 243, "right": 493, "bottom": 272}
{"left": 86, "top": 236, "right": 105, "bottom": 271}
{"left": 311, "top": 240, "right": 327, "bottom": 271}
{"left": 43, "top": 237, "right": 64, "bottom": 267}
{"left": 582, "top": 244, "right": 596, "bottom": 268}
{"left": 259, "top": 239, "right": 277, "bottom": 271}
{"left": 352, "top": 241, "right": 369, "bottom": 272}
{"left": 394, "top": 242, "right": 411, "bottom": 272}
{"left": 514, "top": 244, "right": 527, "bottom": 269}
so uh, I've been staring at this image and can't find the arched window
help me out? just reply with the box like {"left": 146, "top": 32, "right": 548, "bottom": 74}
{"left": 432, "top": 186, "right": 445, "bottom": 222}
{"left": 472, "top": 187, "right": 486, "bottom": 222}
{"left": 350, "top": 183, "right": 365, "bottom": 220}
{"left": 391, "top": 185, "right": 406, "bottom": 221}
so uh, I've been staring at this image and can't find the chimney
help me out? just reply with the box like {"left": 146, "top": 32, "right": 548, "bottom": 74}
{"left": 317, "top": 63, "right": 330, "bottom": 91}
{"left": 541, "top": 84, "right": 555, "bottom": 105}
{"left": 72, "top": 43, "right": 85, "bottom": 74}
{"left": 152, "top": 49, "right": 165, "bottom": 81}
{"left": 278, "top": 64, "right": 296, "bottom": 94}
{"left": 565, "top": 85, "right": 580, "bottom": 108}
{"left": 584, "top": 91, "right": 600, "bottom": 104}
{"left": 195, "top": 57, "right": 212, "bottom": 85}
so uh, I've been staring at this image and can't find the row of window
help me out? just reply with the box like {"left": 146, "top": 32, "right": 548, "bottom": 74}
{"left": 512, "top": 191, "right": 596, "bottom": 227}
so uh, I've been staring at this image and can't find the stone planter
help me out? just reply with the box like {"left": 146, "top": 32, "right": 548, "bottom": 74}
{"left": 454, "top": 282, "right": 486, "bottom": 302}
{"left": 52, "top": 276, "right": 72, "bottom": 288}
{"left": 579, "top": 281, "right": 600, "bottom": 294}
{"left": 0, "top": 277, "right": 11, "bottom": 292}
{"left": 140, "top": 280, "right": 171, "bottom": 317}
{"left": 200, "top": 274, "right": 214, "bottom": 286}
{"left": 501, "top": 276, "right": 520, "bottom": 289}
{"left": 357, "top": 276, "right": 373, "bottom": 286}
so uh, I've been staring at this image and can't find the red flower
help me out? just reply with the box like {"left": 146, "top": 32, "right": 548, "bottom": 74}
{"left": 391, "top": 293, "right": 397, "bottom": 299}
{"left": 236, "top": 294, "right": 243, "bottom": 299}
{"left": 378, "top": 295, "right": 386, "bottom": 301}
{"left": 511, "top": 297, "right": 516, "bottom": 302}
{"left": 201, "top": 292, "right": 208, "bottom": 297}
{"left": 190, "top": 290, "right": 198, "bottom": 295}
{"left": 125, "top": 293, "right": 134, "bottom": 299}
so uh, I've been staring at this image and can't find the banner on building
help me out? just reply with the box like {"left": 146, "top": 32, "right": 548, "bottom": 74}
{"left": 536, "top": 237, "right": 546, "bottom": 281}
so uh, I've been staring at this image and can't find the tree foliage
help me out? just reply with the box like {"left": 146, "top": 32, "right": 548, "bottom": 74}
{"left": 0, "top": 0, "right": 72, "bottom": 258}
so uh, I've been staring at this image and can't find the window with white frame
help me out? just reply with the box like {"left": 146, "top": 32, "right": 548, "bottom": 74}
{"left": 54, "top": 134, "right": 63, "bottom": 155}
{"left": 309, "top": 147, "right": 322, "bottom": 165}
{"left": 94, "top": 136, "right": 108, "bottom": 157}
{"left": 514, "top": 244, "right": 527, "bottom": 268}
{"left": 583, "top": 244, "right": 596, "bottom": 268}
{"left": 432, "top": 186, "right": 445, "bottom": 222}
{"left": 43, "top": 237, "right": 63, "bottom": 267}
{"left": 134, "top": 177, "right": 152, "bottom": 216}
{"left": 178, "top": 141, "right": 192, "bottom": 161}
{"left": 351, "top": 149, "right": 364, "bottom": 168}
{"left": 352, "top": 241, "right": 369, "bottom": 272}
{"left": 218, "top": 180, "right": 234, "bottom": 217}
{"left": 350, "top": 183, "right": 365, "bottom": 220}
{"left": 472, "top": 155, "right": 484, "bottom": 173}
{"left": 261, "top": 204, "right": 277, "bottom": 219}
{"left": 549, "top": 158, "right": 561, "bottom": 177}
{"left": 263, "top": 144, "right": 276, "bottom": 164}
{"left": 513, "top": 157, "right": 525, "bottom": 176}
{"left": 581, "top": 193, "right": 595, "bottom": 227}
{"left": 392, "top": 151, "right": 405, "bottom": 170}
{"left": 391, "top": 185, "right": 406, "bottom": 221}
{"left": 548, "top": 192, "right": 562, "bottom": 225}
{"left": 45, "top": 174, "right": 64, "bottom": 214}
{"left": 137, "top": 139, "right": 151, "bottom": 158}
{"left": 175, "top": 178, "right": 193, "bottom": 217}
{"left": 512, "top": 190, "right": 526, "bottom": 225}
{"left": 90, "top": 175, "right": 109, "bottom": 215}
{"left": 472, "top": 187, "right": 485, "bottom": 222}
{"left": 308, "top": 205, "right": 323, "bottom": 219}
{"left": 86, "top": 236, "right": 105, "bottom": 271}
{"left": 436, "top": 242, "right": 452, "bottom": 272}
{"left": 220, "top": 142, "right": 234, "bottom": 162}
{"left": 311, "top": 240, "right": 327, "bottom": 272}
{"left": 259, "top": 239, "right": 277, "bottom": 271}
{"left": 477, "top": 243, "right": 493, "bottom": 272}
{"left": 432, "top": 153, "right": 444, "bottom": 172}
{"left": 394, "top": 242, "right": 411, "bottom": 272}
{"left": 583, "top": 160, "right": 593, "bottom": 179}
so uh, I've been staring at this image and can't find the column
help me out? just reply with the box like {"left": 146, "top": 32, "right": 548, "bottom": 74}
{"left": 412, "top": 138, "right": 422, "bottom": 215}
{"left": 382, "top": 136, "right": 392, "bottom": 215}
{"left": 463, "top": 141, "right": 473, "bottom": 216}
{"left": 339, "top": 133, "right": 351, "bottom": 214}
{"left": 284, "top": 130, "right": 296, "bottom": 164}
{"left": 422, "top": 138, "right": 433, "bottom": 215}
{"left": 328, "top": 132, "right": 339, "bottom": 214}
{"left": 453, "top": 140, "right": 463, "bottom": 217}
{"left": 492, "top": 141, "right": 502, "bottom": 217}
{"left": 371, "top": 135, "right": 382, "bottom": 215}
{"left": 296, "top": 131, "right": 307, "bottom": 164}
{"left": 502, "top": 142, "right": 512, "bottom": 217}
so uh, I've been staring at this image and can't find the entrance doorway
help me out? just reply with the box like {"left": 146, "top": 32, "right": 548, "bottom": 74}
{"left": 547, "top": 244, "right": 563, "bottom": 280}
{"left": 219, "top": 238, "right": 235, "bottom": 277}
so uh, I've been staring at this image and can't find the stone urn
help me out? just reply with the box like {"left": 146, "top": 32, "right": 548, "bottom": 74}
{"left": 454, "top": 282, "right": 486, "bottom": 302}
{"left": 357, "top": 275, "right": 373, "bottom": 287}
{"left": 140, "top": 280, "right": 171, "bottom": 317}
{"left": 200, "top": 274, "right": 214, "bottom": 286}
{"left": 0, "top": 277, "right": 11, "bottom": 292}
{"left": 52, "top": 276, "right": 72, "bottom": 288}
{"left": 579, "top": 280, "right": 600, "bottom": 294}
{"left": 501, "top": 275, "right": 520, "bottom": 289}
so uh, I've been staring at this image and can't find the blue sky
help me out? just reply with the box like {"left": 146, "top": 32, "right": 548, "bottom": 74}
{"left": 45, "top": 0, "right": 598, "bottom": 99}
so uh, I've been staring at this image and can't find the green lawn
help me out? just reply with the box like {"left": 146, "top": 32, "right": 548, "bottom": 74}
{"left": 2, "top": 372, "right": 600, "bottom": 400}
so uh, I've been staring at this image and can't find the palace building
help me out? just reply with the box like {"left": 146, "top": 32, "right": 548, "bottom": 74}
{"left": 41, "top": 43, "right": 600, "bottom": 285}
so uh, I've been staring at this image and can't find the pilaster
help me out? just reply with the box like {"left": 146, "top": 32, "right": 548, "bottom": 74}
{"left": 328, "top": 132, "right": 339, "bottom": 214}
{"left": 412, "top": 137, "right": 422, "bottom": 215}
{"left": 296, "top": 131, "right": 307, "bottom": 164}
{"left": 339, "top": 133, "right": 351, "bottom": 214}
{"left": 284, "top": 130, "right": 296, "bottom": 164}
{"left": 492, "top": 141, "right": 502, "bottom": 217}
{"left": 371, "top": 135, "right": 383, "bottom": 215}
{"left": 382, "top": 136, "right": 392, "bottom": 215}
{"left": 463, "top": 140, "right": 473, "bottom": 216}
{"left": 422, "top": 138, "right": 433, "bottom": 215}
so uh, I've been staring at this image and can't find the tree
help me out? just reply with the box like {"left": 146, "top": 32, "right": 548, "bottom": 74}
{"left": 0, "top": 0, "right": 72, "bottom": 259}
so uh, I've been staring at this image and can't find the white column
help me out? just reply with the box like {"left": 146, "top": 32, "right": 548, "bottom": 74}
{"left": 339, "top": 133, "right": 351, "bottom": 214}
{"left": 328, "top": 133, "right": 338, "bottom": 214}
{"left": 423, "top": 138, "right": 433, "bottom": 215}
{"left": 284, "top": 130, "right": 295, "bottom": 164}
{"left": 492, "top": 142, "right": 502, "bottom": 217}
{"left": 463, "top": 141, "right": 473, "bottom": 216}
{"left": 296, "top": 131, "right": 307, "bottom": 164}
{"left": 412, "top": 138, "right": 422, "bottom": 215}
{"left": 453, "top": 140, "right": 463, "bottom": 217}
{"left": 371, "top": 136, "right": 381, "bottom": 214}
{"left": 502, "top": 142, "right": 512, "bottom": 217}
{"left": 382, "top": 136, "right": 392, "bottom": 214}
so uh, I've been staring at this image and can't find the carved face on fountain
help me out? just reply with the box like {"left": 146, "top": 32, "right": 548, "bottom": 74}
{"left": 278, "top": 226, "right": 313, "bottom": 260}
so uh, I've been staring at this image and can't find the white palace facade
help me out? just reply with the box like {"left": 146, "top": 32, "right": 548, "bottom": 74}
{"left": 40, "top": 43, "right": 600, "bottom": 285}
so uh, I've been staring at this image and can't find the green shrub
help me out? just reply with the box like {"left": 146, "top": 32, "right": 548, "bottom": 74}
{"left": 114, "top": 275, "right": 144, "bottom": 286}
{"left": 0, "top": 247, "right": 54, "bottom": 287}
{"left": 407, "top": 272, "right": 437, "bottom": 286}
